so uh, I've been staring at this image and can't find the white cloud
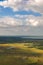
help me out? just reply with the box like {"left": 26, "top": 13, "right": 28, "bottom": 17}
{"left": 0, "top": 1, "right": 8, "bottom": 8}
{"left": 0, "top": 0, "right": 43, "bottom": 35}
{"left": 0, "top": 15, "right": 43, "bottom": 27}
{"left": 28, "top": 19, "right": 38, "bottom": 26}
{"left": 0, "top": 16, "right": 23, "bottom": 27}
{"left": 0, "top": 15, "right": 43, "bottom": 35}
{"left": 0, "top": 0, "right": 43, "bottom": 13}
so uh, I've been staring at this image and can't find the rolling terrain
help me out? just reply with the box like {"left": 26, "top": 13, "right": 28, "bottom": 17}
{"left": 0, "top": 42, "right": 43, "bottom": 65}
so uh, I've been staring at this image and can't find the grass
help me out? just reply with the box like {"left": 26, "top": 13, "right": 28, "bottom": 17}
{"left": 0, "top": 43, "right": 43, "bottom": 65}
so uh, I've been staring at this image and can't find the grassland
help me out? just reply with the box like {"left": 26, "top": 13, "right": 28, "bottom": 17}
{"left": 0, "top": 43, "right": 43, "bottom": 65}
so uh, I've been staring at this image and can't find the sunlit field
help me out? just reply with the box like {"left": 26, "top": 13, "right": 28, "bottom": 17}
{"left": 0, "top": 43, "right": 43, "bottom": 65}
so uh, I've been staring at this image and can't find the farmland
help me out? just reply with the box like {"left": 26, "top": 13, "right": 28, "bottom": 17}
{"left": 0, "top": 42, "right": 43, "bottom": 65}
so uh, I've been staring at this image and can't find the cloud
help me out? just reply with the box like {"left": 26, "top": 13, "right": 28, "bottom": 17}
{"left": 0, "top": 24, "right": 43, "bottom": 36}
{"left": 0, "top": 15, "right": 43, "bottom": 27}
{"left": 0, "top": 0, "right": 43, "bottom": 36}
{"left": 26, "top": 19, "right": 39, "bottom": 26}
{"left": 0, "top": 0, "right": 43, "bottom": 13}
{"left": 25, "top": 15, "right": 43, "bottom": 26}
{"left": 0, "top": 15, "right": 43, "bottom": 35}
{"left": 0, "top": 16, "right": 23, "bottom": 27}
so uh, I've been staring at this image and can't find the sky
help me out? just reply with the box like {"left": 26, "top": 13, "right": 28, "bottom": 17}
{"left": 0, "top": 0, "right": 43, "bottom": 36}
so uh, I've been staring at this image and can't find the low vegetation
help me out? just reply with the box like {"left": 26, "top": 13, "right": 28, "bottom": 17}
{"left": 0, "top": 42, "right": 43, "bottom": 65}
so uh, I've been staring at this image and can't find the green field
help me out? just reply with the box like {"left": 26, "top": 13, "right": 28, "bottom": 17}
{"left": 0, "top": 43, "right": 43, "bottom": 65}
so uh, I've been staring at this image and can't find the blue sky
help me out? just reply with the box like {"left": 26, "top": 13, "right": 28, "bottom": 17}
{"left": 0, "top": 5, "right": 41, "bottom": 17}
{"left": 0, "top": 0, "right": 43, "bottom": 36}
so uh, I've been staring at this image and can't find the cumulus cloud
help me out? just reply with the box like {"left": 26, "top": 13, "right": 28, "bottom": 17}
{"left": 0, "top": 15, "right": 43, "bottom": 35}
{"left": 26, "top": 19, "right": 39, "bottom": 26}
{"left": 0, "top": 16, "right": 23, "bottom": 27}
{"left": 0, "top": 15, "right": 43, "bottom": 27}
{"left": 0, "top": 0, "right": 43, "bottom": 35}
{"left": 0, "top": 0, "right": 43, "bottom": 13}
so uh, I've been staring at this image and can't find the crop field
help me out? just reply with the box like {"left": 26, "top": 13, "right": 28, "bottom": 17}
{"left": 0, "top": 42, "right": 43, "bottom": 65}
